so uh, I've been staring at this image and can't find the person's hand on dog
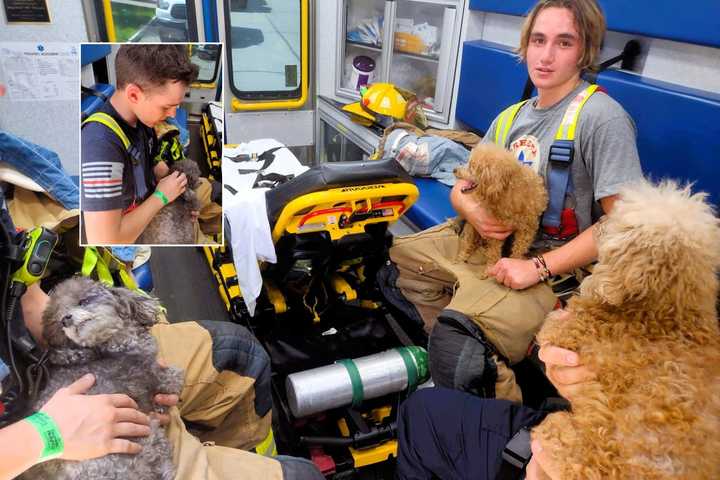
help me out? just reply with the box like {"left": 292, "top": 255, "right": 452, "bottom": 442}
{"left": 487, "top": 257, "right": 538, "bottom": 289}
{"left": 41, "top": 373, "right": 151, "bottom": 460}
{"left": 538, "top": 311, "right": 597, "bottom": 400}
{"left": 155, "top": 171, "right": 187, "bottom": 204}
{"left": 450, "top": 179, "right": 513, "bottom": 240}
{"left": 151, "top": 394, "right": 179, "bottom": 427}
{"left": 151, "top": 358, "right": 179, "bottom": 427}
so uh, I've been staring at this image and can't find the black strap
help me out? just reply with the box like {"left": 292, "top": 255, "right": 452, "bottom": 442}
{"left": 253, "top": 172, "right": 294, "bottom": 189}
{"left": 521, "top": 76, "right": 535, "bottom": 101}
{"left": 81, "top": 85, "right": 108, "bottom": 102}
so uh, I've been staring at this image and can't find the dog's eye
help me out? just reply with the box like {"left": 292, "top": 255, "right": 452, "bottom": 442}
{"left": 78, "top": 295, "right": 98, "bottom": 306}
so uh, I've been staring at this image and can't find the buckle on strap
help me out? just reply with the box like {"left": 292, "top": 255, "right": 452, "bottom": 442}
{"left": 502, "top": 427, "right": 532, "bottom": 469}
{"left": 548, "top": 139, "right": 574, "bottom": 168}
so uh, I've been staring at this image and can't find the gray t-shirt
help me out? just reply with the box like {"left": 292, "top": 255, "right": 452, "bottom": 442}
{"left": 482, "top": 80, "right": 643, "bottom": 243}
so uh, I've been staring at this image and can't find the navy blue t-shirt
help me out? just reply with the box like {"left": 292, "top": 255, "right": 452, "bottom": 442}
{"left": 81, "top": 101, "right": 157, "bottom": 212}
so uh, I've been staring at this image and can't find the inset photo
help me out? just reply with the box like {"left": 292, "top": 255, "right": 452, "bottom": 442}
{"left": 80, "top": 42, "right": 223, "bottom": 246}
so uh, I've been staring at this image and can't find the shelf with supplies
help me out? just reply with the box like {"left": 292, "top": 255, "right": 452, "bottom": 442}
{"left": 347, "top": 40, "right": 382, "bottom": 52}
{"left": 393, "top": 49, "right": 440, "bottom": 63}
{"left": 337, "top": 0, "right": 463, "bottom": 124}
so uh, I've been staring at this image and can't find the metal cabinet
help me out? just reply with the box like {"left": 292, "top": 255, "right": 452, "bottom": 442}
{"left": 316, "top": 96, "right": 380, "bottom": 164}
{"left": 336, "top": 0, "right": 463, "bottom": 123}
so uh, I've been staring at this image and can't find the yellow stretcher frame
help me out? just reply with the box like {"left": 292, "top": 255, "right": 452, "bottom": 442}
{"left": 200, "top": 111, "right": 221, "bottom": 180}
{"left": 202, "top": 174, "right": 418, "bottom": 470}
{"left": 271, "top": 183, "right": 420, "bottom": 243}
{"left": 230, "top": 0, "right": 309, "bottom": 111}
{"left": 337, "top": 406, "right": 398, "bottom": 468}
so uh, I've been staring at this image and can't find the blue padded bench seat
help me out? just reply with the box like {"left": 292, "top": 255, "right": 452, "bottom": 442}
{"left": 455, "top": 39, "right": 720, "bottom": 208}
{"left": 174, "top": 107, "right": 188, "bottom": 132}
{"left": 404, "top": 178, "right": 456, "bottom": 231}
{"left": 457, "top": 40, "right": 527, "bottom": 135}
{"left": 595, "top": 70, "right": 720, "bottom": 206}
{"left": 468, "top": 0, "right": 720, "bottom": 48}
{"left": 81, "top": 83, "right": 115, "bottom": 120}
{"left": 81, "top": 44, "right": 112, "bottom": 66}
{"left": 420, "top": 40, "right": 524, "bottom": 231}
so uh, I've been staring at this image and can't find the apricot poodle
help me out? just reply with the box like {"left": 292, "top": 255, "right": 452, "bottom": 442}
{"left": 533, "top": 180, "right": 720, "bottom": 479}
{"left": 453, "top": 143, "right": 547, "bottom": 265}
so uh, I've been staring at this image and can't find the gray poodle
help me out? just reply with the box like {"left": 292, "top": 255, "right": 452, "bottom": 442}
{"left": 23, "top": 276, "right": 183, "bottom": 480}
{"left": 137, "top": 159, "right": 202, "bottom": 244}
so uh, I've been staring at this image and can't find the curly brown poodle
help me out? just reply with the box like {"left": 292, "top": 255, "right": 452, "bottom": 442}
{"left": 533, "top": 180, "right": 720, "bottom": 479}
{"left": 453, "top": 143, "right": 547, "bottom": 266}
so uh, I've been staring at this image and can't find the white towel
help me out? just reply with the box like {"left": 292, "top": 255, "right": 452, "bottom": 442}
{"left": 222, "top": 139, "right": 308, "bottom": 316}
{"left": 224, "top": 188, "right": 275, "bottom": 317}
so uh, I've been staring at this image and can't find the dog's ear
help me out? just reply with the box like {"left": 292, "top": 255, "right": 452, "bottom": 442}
{"left": 475, "top": 147, "right": 513, "bottom": 203}
{"left": 110, "top": 287, "right": 162, "bottom": 327}
{"left": 588, "top": 181, "right": 720, "bottom": 311}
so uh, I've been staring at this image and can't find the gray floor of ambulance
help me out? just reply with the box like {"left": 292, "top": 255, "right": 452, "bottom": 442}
{"left": 149, "top": 247, "right": 229, "bottom": 324}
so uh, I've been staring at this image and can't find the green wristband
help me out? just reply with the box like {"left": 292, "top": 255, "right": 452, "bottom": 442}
{"left": 25, "top": 412, "right": 64, "bottom": 462}
{"left": 153, "top": 190, "right": 169, "bottom": 206}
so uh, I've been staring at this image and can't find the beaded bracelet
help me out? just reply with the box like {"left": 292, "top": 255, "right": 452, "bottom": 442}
{"left": 532, "top": 255, "right": 552, "bottom": 282}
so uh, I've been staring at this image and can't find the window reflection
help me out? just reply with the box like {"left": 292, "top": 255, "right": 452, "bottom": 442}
{"left": 101, "top": 0, "right": 195, "bottom": 42}
{"left": 190, "top": 44, "right": 222, "bottom": 83}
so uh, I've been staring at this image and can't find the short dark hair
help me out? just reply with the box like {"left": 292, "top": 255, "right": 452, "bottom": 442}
{"left": 115, "top": 44, "right": 199, "bottom": 90}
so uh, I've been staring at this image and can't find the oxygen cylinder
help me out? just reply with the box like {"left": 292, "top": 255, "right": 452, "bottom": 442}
{"left": 286, "top": 346, "right": 429, "bottom": 418}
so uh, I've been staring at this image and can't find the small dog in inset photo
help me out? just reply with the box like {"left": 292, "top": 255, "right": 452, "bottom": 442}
{"left": 24, "top": 276, "right": 183, "bottom": 480}
{"left": 453, "top": 143, "right": 547, "bottom": 266}
{"left": 533, "top": 180, "right": 720, "bottom": 479}
{"left": 137, "top": 159, "right": 202, "bottom": 244}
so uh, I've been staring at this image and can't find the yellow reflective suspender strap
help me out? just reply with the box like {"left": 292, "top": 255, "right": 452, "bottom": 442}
{"left": 81, "top": 247, "right": 138, "bottom": 290}
{"left": 554, "top": 84, "right": 599, "bottom": 141}
{"left": 82, "top": 247, "right": 114, "bottom": 287}
{"left": 100, "top": 248, "right": 139, "bottom": 290}
{"left": 255, "top": 429, "right": 278, "bottom": 457}
{"left": 542, "top": 84, "right": 599, "bottom": 229}
{"left": 494, "top": 100, "right": 529, "bottom": 147}
{"left": 82, "top": 112, "right": 131, "bottom": 150}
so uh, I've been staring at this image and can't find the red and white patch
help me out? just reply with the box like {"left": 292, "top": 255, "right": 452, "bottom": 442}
{"left": 509, "top": 135, "right": 541, "bottom": 173}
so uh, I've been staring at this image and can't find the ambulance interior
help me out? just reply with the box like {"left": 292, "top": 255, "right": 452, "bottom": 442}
{"left": 0, "top": 0, "right": 718, "bottom": 478}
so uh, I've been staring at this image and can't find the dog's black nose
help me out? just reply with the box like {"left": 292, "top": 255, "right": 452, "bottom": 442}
{"left": 61, "top": 314, "right": 73, "bottom": 328}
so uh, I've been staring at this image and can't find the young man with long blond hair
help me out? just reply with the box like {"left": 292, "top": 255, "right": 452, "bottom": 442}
{"left": 394, "top": 1, "right": 642, "bottom": 478}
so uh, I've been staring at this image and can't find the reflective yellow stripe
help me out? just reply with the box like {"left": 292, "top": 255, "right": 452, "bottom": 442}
{"left": 494, "top": 106, "right": 511, "bottom": 145}
{"left": 101, "top": 249, "right": 138, "bottom": 290}
{"left": 81, "top": 247, "right": 138, "bottom": 290}
{"left": 82, "top": 247, "right": 114, "bottom": 287}
{"left": 494, "top": 100, "right": 528, "bottom": 147}
{"left": 255, "top": 429, "right": 277, "bottom": 457}
{"left": 117, "top": 263, "right": 138, "bottom": 290}
{"left": 81, "top": 247, "right": 97, "bottom": 277}
{"left": 82, "top": 112, "right": 130, "bottom": 149}
{"left": 555, "top": 85, "right": 599, "bottom": 140}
